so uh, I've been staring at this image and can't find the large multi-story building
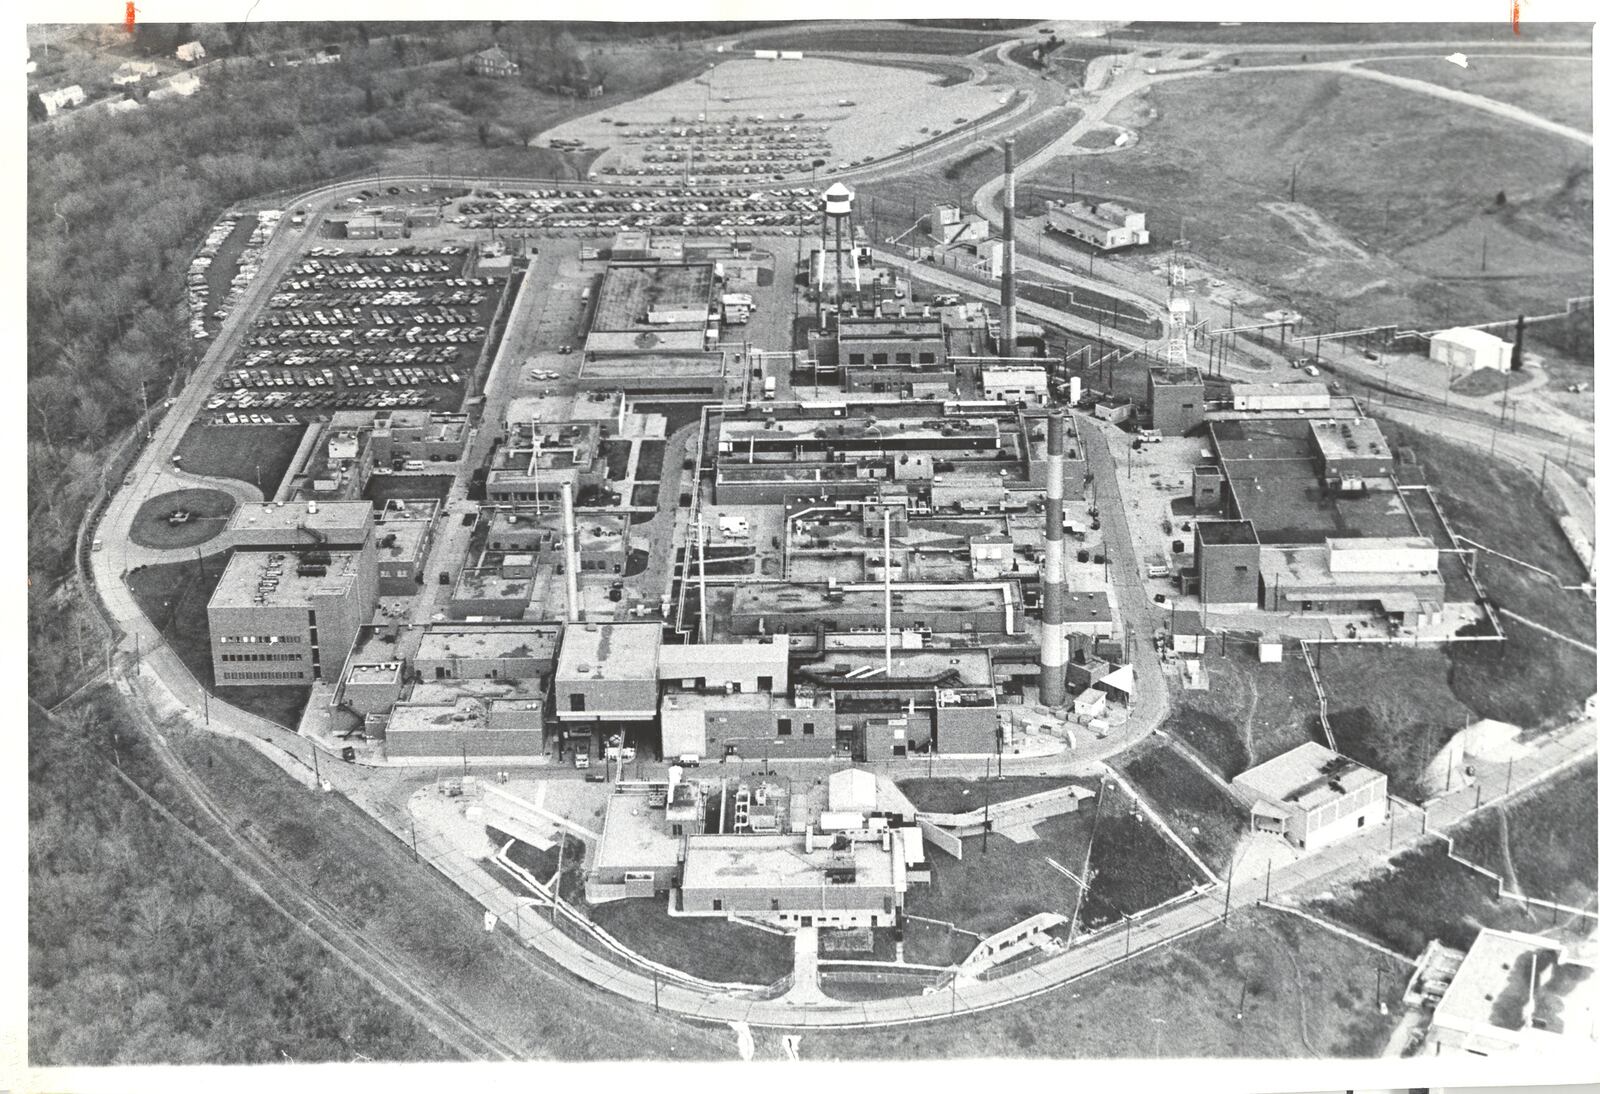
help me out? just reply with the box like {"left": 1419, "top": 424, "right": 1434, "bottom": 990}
{"left": 1147, "top": 364, "right": 1206, "bottom": 436}
{"left": 207, "top": 538, "right": 378, "bottom": 687}
{"left": 412, "top": 623, "right": 561, "bottom": 681}
{"left": 835, "top": 314, "right": 950, "bottom": 394}
{"left": 370, "top": 410, "right": 470, "bottom": 466}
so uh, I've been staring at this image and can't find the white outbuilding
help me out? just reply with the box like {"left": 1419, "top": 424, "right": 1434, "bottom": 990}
{"left": 1429, "top": 327, "right": 1513, "bottom": 373}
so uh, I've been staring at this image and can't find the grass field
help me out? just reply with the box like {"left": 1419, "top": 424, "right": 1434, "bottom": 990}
{"left": 1381, "top": 422, "right": 1596, "bottom": 731}
{"left": 1316, "top": 644, "right": 1479, "bottom": 802}
{"left": 1078, "top": 781, "right": 1209, "bottom": 932}
{"left": 1165, "top": 649, "right": 1321, "bottom": 780}
{"left": 1361, "top": 55, "right": 1593, "bottom": 132}
{"left": 906, "top": 805, "right": 1095, "bottom": 938}
{"left": 584, "top": 896, "right": 794, "bottom": 987}
{"left": 903, "top": 915, "right": 980, "bottom": 966}
{"left": 362, "top": 474, "right": 455, "bottom": 506}
{"left": 1450, "top": 759, "right": 1599, "bottom": 909}
{"left": 734, "top": 25, "right": 1015, "bottom": 55}
{"left": 774, "top": 906, "right": 1408, "bottom": 1059}
{"left": 1114, "top": 740, "right": 1249, "bottom": 874}
{"left": 1019, "top": 70, "right": 1593, "bottom": 333}
{"left": 1309, "top": 837, "right": 1591, "bottom": 956}
{"left": 128, "top": 488, "right": 237, "bottom": 550}
{"left": 1120, "top": 22, "right": 1590, "bottom": 44}
{"left": 124, "top": 554, "right": 309, "bottom": 730}
{"left": 174, "top": 423, "right": 308, "bottom": 496}
{"left": 895, "top": 775, "right": 1086, "bottom": 814}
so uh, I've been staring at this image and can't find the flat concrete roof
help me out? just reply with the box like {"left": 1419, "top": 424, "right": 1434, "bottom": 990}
{"left": 731, "top": 582, "right": 1010, "bottom": 617}
{"left": 592, "top": 262, "right": 715, "bottom": 332}
{"left": 1062, "top": 590, "right": 1112, "bottom": 625}
{"left": 556, "top": 622, "right": 663, "bottom": 682}
{"left": 837, "top": 315, "right": 944, "bottom": 341}
{"left": 408, "top": 678, "right": 544, "bottom": 704}
{"left": 1433, "top": 928, "right": 1565, "bottom": 1034}
{"left": 375, "top": 520, "right": 429, "bottom": 563}
{"left": 1149, "top": 364, "right": 1204, "bottom": 387}
{"left": 453, "top": 567, "right": 533, "bottom": 602}
{"left": 415, "top": 623, "right": 561, "bottom": 663}
{"left": 595, "top": 788, "right": 683, "bottom": 871}
{"left": 584, "top": 329, "right": 709, "bottom": 354}
{"left": 805, "top": 648, "right": 993, "bottom": 687}
{"left": 225, "top": 500, "right": 373, "bottom": 538}
{"left": 659, "top": 642, "right": 789, "bottom": 676}
{"left": 579, "top": 355, "right": 724, "bottom": 377}
{"left": 1258, "top": 546, "right": 1442, "bottom": 593}
{"left": 1234, "top": 741, "right": 1384, "bottom": 812}
{"left": 211, "top": 548, "right": 367, "bottom": 608}
{"left": 1310, "top": 418, "right": 1392, "bottom": 462}
{"left": 681, "top": 833, "right": 892, "bottom": 891}
{"left": 1197, "top": 520, "right": 1260, "bottom": 546}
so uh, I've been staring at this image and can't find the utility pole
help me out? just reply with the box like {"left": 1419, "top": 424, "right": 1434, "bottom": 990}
{"left": 1481, "top": 233, "right": 1488, "bottom": 273}
{"left": 1223, "top": 854, "right": 1235, "bottom": 926}
{"left": 1289, "top": 163, "right": 1298, "bottom": 203}
{"left": 982, "top": 755, "right": 992, "bottom": 854}
{"left": 1264, "top": 859, "right": 1272, "bottom": 903}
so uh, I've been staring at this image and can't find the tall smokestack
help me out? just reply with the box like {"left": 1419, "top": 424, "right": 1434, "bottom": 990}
{"left": 1040, "top": 411, "right": 1068, "bottom": 708}
{"left": 561, "top": 481, "right": 581, "bottom": 623}
{"left": 1001, "top": 137, "right": 1018, "bottom": 359}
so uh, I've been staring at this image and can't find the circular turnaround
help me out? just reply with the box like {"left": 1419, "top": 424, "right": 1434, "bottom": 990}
{"left": 128, "top": 488, "right": 237, "bottom": 550}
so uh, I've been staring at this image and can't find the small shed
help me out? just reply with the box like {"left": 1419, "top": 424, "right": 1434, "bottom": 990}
{"left": 1258, "top": 635, "right": 1284, "bottom": 663}
{"left": 1072, "top": 687, "right": 1108, "bottom": 719}
{"left": 1171, "top": 609, "right": 1206, "bottom": 655}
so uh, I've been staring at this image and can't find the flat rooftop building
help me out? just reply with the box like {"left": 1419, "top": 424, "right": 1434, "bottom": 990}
{"left": 553, "top": 622, "right": 663, "bottom": 721}
{"left": 1233, "top": 741, "right": 1386, "bottom": 852}
{"left": 1424, "top": 927, "right": 1597, "bottom": 1056}
{"left": 225, "top": 500, "right": 375, "bottom": 549}
{"left": 413, "top": 623, "right": 561, "bottom": 680}
{"left": 728, "top": 581, "right": 1019, "bottom": 638}
{"left": 679, "top": 832, "right": 903, "bottom": 927}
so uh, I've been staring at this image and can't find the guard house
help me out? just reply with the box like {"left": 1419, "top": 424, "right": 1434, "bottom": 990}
{"left": 1232, "top": 742, "right": 1387, "bottom": 852}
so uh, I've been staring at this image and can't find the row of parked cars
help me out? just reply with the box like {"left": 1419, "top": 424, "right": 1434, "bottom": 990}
{"left": 205, "top": 387, "right": 443, "bottom": 411}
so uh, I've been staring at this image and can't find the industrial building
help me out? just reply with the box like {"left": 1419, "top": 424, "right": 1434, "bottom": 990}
{"left": 373, "top": 501, "right": 436, "bottom": 595}
{"left": 370, "top": 410, "right": 470, "bottom": 465}
{"left": 584, "top": 261, "right": 718, "bottom": 358}
{"left": 383, "top": 692, "right": 545, "bottom": 759}
{"left": 1232, "top": 742, "right": 1387, "bottom": 852}
{"left": 485, "top": 421, "right": 605, "bottom": 505}
{"left": 224, "top": 499, "right": 375, "bottom": 551}
{"left": 207, "top": 538, "right": 379, "bottom": 687}
{"left": 552, "top": 622, "right": 663, "bottom": 723}
{"left": 834, "top": 314, "right": 950, "bottom": 394}
{"left": 1430, "top": 327, "right": 1514, "bottom": 373}
{"left": 1045, "top": 200, "right": 1151, "bottom": 251}
{"left": 1231, "top": 382, "right": 1334, "bottom": 414}
{"left": 1147, "top": 364, "right": 1206, "bottom": 436}
{"left": 412, "top": 623, "right": 561, "bottom": 681}
{"left": 1419, "top": 927, "right": 1597, "bottom": 1056}
{"left": 728, "top": 581, "right": 1020, "bottom": 640}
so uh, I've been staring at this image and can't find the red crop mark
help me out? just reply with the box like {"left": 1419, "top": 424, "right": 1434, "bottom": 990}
{"left": 124, "top": 1, "right": 136, "bottom": 32}
{"left": 1511, "top": 0, "right": 1522, "bottom": 34}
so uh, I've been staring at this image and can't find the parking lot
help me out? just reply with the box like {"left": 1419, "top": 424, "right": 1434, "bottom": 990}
{"left": 450, "top": 185, "right": 826, "bottom": 236}
{"left": 200, "top": 244, "right": 505, "bottom": 419}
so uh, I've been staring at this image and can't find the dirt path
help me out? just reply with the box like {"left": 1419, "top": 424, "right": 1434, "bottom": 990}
{"left": 1493, "top": 804, "right": 1540, "bottom": 925}
{"left": 1241, "top": 675, "right": 1261, "bottom": 769}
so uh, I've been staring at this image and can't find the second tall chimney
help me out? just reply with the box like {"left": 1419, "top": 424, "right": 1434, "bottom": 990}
{"left": 1040, "top": 411, "right": 1067, "bottom": 708}
{"left": 1001, "top": 137, "right": 1018, "bottom": 359}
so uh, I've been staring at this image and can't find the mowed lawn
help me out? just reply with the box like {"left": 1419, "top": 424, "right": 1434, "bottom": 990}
{"left": 895, "top": 775, "right": 1088, "bottom": 814}
{"left": 777, "top": 907, "right": 1410, "bottom": 1059}
{"left": 1078, "top": 779, "right": 1210, "bottom": 932}
{"left": 1018, "top": 70, "right": 1592, "bottom": 331}
{"left": 123, "top": 553, "right": 309, "bottom": 730}
{"left": 128, "top": 487, "right": 236, "bottom": 550}
{"left": 1114, "top": 741, "right": 1248, "bottom": 874}
{"left": 1166, "top": 649, "right": 1322, "bottom": 780}
{"left": 907, "top": 802, "right": 1097, "bottom": 938}
{"left": 1449, "top": 759, "right": 1599, "bottom": 909}
{"left": 174, "top": 423, "right": 307, "bottom": 496}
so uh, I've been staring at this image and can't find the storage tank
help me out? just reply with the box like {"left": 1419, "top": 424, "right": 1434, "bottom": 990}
{"left": 1068, "top": 376, "right": 1082, "bottom": 405}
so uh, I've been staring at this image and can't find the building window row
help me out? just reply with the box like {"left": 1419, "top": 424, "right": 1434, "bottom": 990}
{"left": 220, "top": 652, "right": 306, "bottom": 663}
{"left": 220, "top": 670, "right": 308, "bottom": 681}
{"left": 219, "top": 634, "right": 303, "bottom": 644}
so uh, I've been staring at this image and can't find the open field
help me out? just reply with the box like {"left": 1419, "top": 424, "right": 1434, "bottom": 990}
{"left": 1114, "top": 741, "right": 1249, "bottom": 874}
{"left": 128, "top": 487, "right": 237, "bottom": 550}
{"left": 906, "top": 805, "right": 1095, "bottom": 938}
{"left": 772, "top": 907, "right": 1408, "bottom": 1059}
{"left": 1316, "top": 644, "right": 1479, "bottom": 802}
{"left": 1360, "top": 55, "right": 1592, "bottom": 133}
{"left": 1018, "top": 71, "right": 1592, "bottom": 332}
{"left": 734, "top": 25, "right": 1017, "bottom": 55}
{"left": 896, "top": 775, "right": 1087, "bottom": 814}
{"left": 1120, "top": 22, "right": 1592, "bottom": 44}
{"left": 1382, "top": 423, "right": 1596, "bottom": 731}
{"left": 124, "top": 554, "right": 309, "bottom": 730}
{"left": 1309, "top": 837, "right": 1593, "bottom": 956}
{"left": 1078, "top": 782, "right": 1210, "bottom": 932}
{"left": 1165, "top": 649, "right": 1321, "bottom": 780}
{"left": 584, "top": 896, "right": 794, "bottom": 987}
{"left": 1450, "top": 759, "right": 1598, "bottom": 908}
{"left": 175, "top": 423, "right": 308, "bottom": 496}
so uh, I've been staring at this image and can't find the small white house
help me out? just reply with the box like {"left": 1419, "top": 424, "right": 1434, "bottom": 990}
{"left": 38, "top": 85, "right": 86, "bottom": 116}
{"left": 112, "top": 60, "right": 159, "bottom": 85}
{"left": 1430, "top": 327, "right": 1513, "bottom": 373}
{"left": 1072, "top": 687, "right": 1108, "bottom": 719}
{"left": 176, "top": 40, "right": 206, "bottom": 63}
{"left": 1258, "top": 635, "right": 1284, "bottom": 663}
{"left": 1170, "top": 609, "right": 1206, "bottom": 655}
